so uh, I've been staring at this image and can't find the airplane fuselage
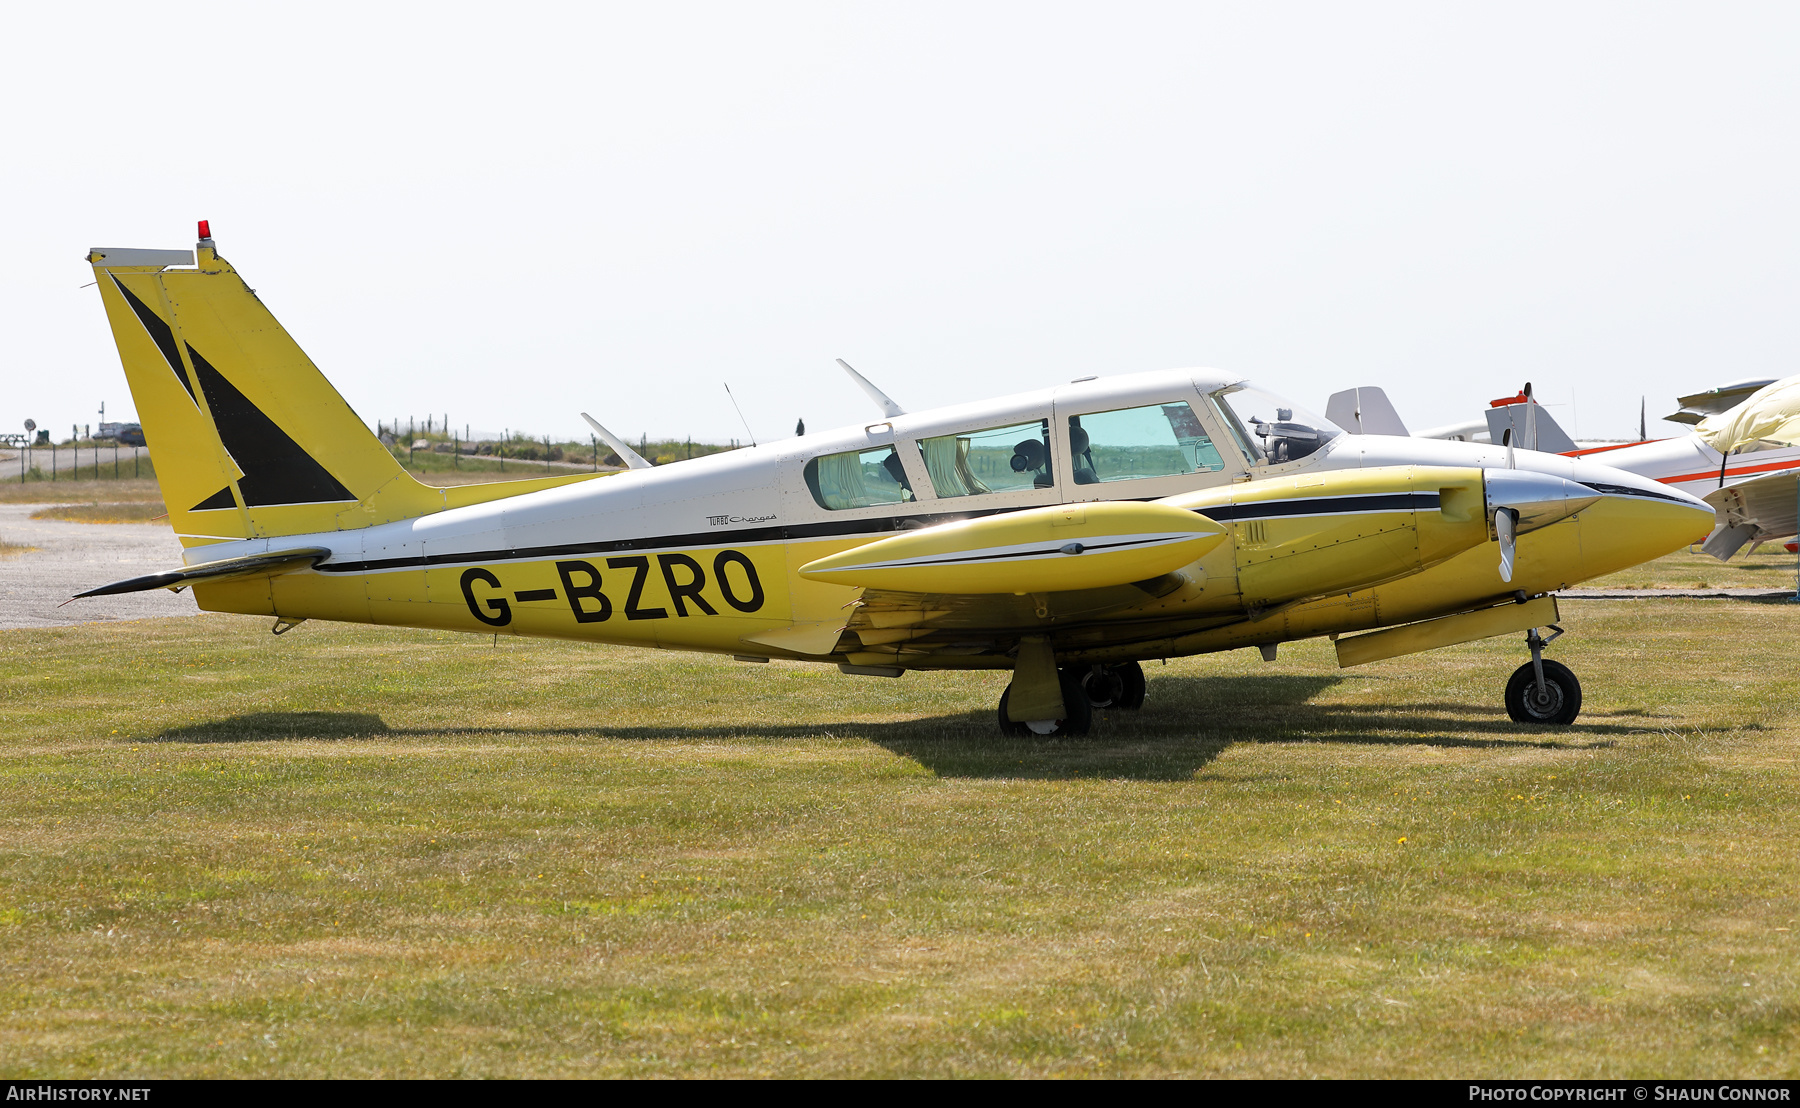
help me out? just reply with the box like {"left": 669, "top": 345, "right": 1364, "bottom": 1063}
{"left": 179, "top": 368, "right": 1712, "bottom": 670}
{"left": 1568, "top": 434, "right": 1800, "bottom": 503}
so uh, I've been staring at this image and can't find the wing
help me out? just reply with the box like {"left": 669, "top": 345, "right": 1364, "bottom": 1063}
{"left": 1702, "top": 467, "right": 1800, "bottom": 559}
{"left": 793, "top": 500, "right": 1238, "bottom": 666}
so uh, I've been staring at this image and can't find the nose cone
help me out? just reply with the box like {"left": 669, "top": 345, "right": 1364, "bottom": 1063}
{"left": 1485, "top": 469, "right": 1602, "bottom": 534}
{"left": 1563, "top": 462, "right": 1716, "bottom": 581}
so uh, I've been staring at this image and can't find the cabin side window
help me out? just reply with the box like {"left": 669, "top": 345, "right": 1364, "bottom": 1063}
{"left": 917, "top": 419, "right": 1054, "bottom": 498}
{"left": 803, "top": 445, "right": 915, "bottom": 511}
{"left": 1067, "top": 402, "right": 1225, "bottom": 485}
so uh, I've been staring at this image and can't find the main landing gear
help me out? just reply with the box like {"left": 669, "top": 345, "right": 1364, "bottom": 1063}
{"left": 1071, "top": 661, "right": 1146, "bottom": 711}
{"left": 998, "top": 673, "right": 1091, "bottom": 736}
{"left": 997, "top": 660, "right": 1146, "bottom": 736}
{"left": 1504, "top": 625, "right": 1582, "bottom": 725}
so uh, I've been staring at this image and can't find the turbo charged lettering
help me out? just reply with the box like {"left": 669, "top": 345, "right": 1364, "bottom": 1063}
{"left": 460, "top": 567, "right": 512, "bottom": 627}
{"left": 606, "top": 556, "right": 669, "bottom": 620}
{"left": 713, "top": 549, "right": 765, "bottom": 612}
{"left": 555, "top": 560, "right": 612, "bottom": 623}
{"left": 657, "top": 553, "right": 718, "bottom": 617}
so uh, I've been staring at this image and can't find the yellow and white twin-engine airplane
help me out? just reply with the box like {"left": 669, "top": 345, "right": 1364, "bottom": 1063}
{"left": 78, "top": 228, "right": 1714, "bottom": 735}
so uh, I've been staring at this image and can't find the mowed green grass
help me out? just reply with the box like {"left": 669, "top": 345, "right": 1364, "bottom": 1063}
{"left": 1, "top": 603, "right": 1797, "bottom": 1078}
{"left": 1588, "top": 545, "right": 1800, "bottom": 591}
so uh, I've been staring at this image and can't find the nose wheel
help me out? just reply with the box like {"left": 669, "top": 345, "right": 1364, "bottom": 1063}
{"left": 1504, "top": 626, "right": 1582, "bottom": 725}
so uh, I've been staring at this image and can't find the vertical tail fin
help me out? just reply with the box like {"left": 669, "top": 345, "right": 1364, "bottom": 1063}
{"left": 89, "top": 230, "right": 595, "bottom": 545}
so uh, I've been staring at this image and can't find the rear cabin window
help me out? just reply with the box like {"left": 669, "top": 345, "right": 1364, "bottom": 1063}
{"left": 1068, "top": 403, "right": 1224, "bottom": 484}
{"left": 917, "top": 419, "right": 1054, "bottom": 498}
{"left": 803, "top": 445, "right": 915, "bottom": 511}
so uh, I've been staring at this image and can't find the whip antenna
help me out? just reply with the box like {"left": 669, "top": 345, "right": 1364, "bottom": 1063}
{"left": 724, "top": 382, "right": 757, "bottom": 447}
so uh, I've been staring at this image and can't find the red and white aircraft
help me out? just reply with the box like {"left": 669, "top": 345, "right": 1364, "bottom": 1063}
{"left": 1329, "top": 378, "right": 1800, "bottom": 560}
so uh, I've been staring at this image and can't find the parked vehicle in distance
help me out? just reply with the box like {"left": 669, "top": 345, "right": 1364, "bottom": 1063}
{"left": 96, "top": 421, "right": 146, "bottom": 447}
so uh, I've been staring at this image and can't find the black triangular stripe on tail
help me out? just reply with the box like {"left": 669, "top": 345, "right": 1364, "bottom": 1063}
{"left": 108, "top": 275, "right": 196, "bottom": 402}
{"left": 191, "top": 487, "right": 236, "bottom": 512}
{"left": 183, "top": 344, "right": 357, "bottom": 506}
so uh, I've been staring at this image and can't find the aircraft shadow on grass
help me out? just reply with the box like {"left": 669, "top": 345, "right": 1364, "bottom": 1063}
{"left": 147, "top": 672, "right": 1697, "bottom": 781}
{"left": 152, "top": 711, "right": 393, "bottom": 744}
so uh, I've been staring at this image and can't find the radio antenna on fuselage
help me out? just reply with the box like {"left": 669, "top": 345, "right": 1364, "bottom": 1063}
{"left": 723, "top": 383, "right": 757, "bottom": 447}
{"left": 837, "top": 359, "right": 906, "bottom": 418}
{"left": 579, "top": 412, "right": 652, "bottom": 470}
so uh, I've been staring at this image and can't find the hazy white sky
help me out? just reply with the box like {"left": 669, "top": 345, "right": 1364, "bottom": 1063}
{"left": 5, "top": 2, "right": 1797, "bottom": 444}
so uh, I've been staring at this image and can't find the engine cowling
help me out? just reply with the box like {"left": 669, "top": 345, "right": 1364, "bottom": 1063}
{"left": 1166, "top": 465, "right": 1493, "bottom": 609}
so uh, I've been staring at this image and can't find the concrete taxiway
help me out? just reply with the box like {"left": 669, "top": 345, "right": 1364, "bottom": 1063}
{"left": 0, "top": 504, "right": 198, "bottom": 630}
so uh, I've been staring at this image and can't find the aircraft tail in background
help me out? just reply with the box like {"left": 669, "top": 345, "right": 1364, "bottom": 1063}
{"left": 1324, "top": 386, "right": 1410, "bottom": 436}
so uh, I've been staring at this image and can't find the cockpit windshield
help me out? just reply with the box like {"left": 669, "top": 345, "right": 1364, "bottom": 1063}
{"left": 1212, "top": 385, "right": 1342, "bottom": 465}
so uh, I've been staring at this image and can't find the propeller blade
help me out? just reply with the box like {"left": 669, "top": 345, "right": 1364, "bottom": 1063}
{"left": 1502, "top": 427, "right": 1515, "bottom": 469}
{"left": 1497, "top": 507, "right": 1518, "bottom": 583}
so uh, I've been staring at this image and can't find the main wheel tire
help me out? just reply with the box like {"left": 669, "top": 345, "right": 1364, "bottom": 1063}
{"left": 1504, "top": 659, "right": 1582, "bottom": 725}
{"left": 1069, "top": 662, "right": 1147, "bottom": 710}
{"left": 998, "top": 673, "right": 1093, "bottom": 737}
{"left": 1115, "top": 661, "right": 1146, "bottom": 710}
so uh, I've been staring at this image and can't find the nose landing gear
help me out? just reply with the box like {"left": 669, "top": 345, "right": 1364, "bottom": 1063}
{"left": 1504, "top": 625, "right": 1582, "bottom": 725}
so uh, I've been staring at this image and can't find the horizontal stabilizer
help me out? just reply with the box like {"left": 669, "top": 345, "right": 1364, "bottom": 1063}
{"left": 73, "top": 546, "right": 330, "bottom": 599}
{"left": 1666, "top": 378, "right": 1778, "bottom": 425}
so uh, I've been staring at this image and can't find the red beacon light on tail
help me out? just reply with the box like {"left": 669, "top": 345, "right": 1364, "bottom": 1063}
{"left": 197, "top": 220, "right": 213, "bottom": 243}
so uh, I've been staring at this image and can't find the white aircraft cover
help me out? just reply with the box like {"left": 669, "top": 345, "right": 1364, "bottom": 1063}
{"left": 1697, "top": 374, "right": 1800, "bottom": 454}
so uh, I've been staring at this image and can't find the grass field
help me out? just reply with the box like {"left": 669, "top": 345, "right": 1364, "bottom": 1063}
{"left": 0, "top": 479, "right": 165, "bottom": 506}
{"left": 384, "top": 447, "right": 603, "bottom": 480}
{"left": 1587, "top": 546, "right": 1800, "bottom": 591}
{"left": 2, "top": 599, "right": 1796, "bottom": 1078}
{"left": 28, "top": 503, "right": 168, "bottom": 524}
